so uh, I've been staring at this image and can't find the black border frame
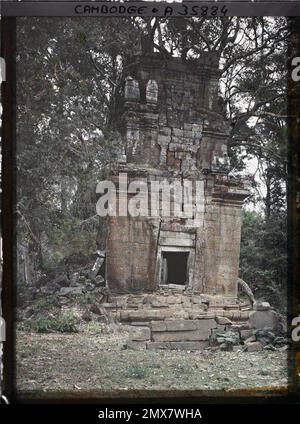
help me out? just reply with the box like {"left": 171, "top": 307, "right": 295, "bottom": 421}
{"left": 1, "top": 11, "right": 300, "bottom": 404}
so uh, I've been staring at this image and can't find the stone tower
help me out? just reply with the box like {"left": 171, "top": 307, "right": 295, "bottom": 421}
{"left": 104, "top": 53, "right": 249, "bottom": 299}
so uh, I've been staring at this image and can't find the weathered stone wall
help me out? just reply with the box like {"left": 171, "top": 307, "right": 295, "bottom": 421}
{"left": 106, "top": 216, "right": 160, "bottom": 293}
{"left": 123, "top": 54, "right": 227, "bottom": 173}
{"left": 200, "top": 203, "right": 242, "bottom": 297}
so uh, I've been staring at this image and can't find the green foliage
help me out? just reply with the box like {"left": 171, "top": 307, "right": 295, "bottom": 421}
{"left": 16, "top": 18, "right": 137, "bottom": 283}
{"left": 240, "top": 209, "right": 287, "bottom": 311}
{"left": 33, "top": 296, "right": 59, "bottom": 313}
{"left": 28, "top": 312, "right": 79, "bottom": 334}
{"left": 42, "top": 217, "right": 98, "bottom": 271}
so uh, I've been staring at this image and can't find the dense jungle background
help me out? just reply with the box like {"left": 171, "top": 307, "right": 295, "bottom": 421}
{"left": 17, "top": 16, "right": 288, "bottom": 314}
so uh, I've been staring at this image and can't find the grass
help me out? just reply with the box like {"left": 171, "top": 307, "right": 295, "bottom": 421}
{"left": 122, "top": 364, "right": 147, "bottom": 380}
{"left": 33, "top": 296, "right": 60, "bottom": 312}
{"left": 15, "top": 328, "right": 288, "bottom": 396}
{"left": 22, "top": 311, "right": 79, "bottom": 334}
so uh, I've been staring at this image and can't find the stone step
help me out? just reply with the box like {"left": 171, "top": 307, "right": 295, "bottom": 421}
{"left": 151, "top": 330, "right": 207, "bottom": 342}
{"left": 146, "top": 341, "right": 209, "bottom": 351}
{"left": 151, "top": 318, "right": 216, "bottom": 342}
{"left": 120, "top": 309, "right": 183, "bottom": 322}
{"left": 119, "top": 307, "right": 222, "bottom": 322}
{"left": 150, "top": 318, "right": 216, "bottom": 332}
{"left": 107, "top": 305, "right": 251, "bottom": 321}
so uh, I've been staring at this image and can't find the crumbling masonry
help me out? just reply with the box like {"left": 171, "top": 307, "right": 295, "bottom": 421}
{"left": 99, "top": 53, "right": 278, "bottom": 350}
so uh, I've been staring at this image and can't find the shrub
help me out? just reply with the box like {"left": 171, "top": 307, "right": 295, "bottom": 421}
{"left": 30, "top": 312, "right": 79, "bottom": 333}
{"left": 57, "top": 311, "right": 79, "bottom": 333}
{"left": 34, "top": 296, "right": 59, "bottom": 313}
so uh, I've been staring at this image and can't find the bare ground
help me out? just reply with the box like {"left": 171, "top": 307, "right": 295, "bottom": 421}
{"left": 15, "top": 324, "right": 288, "bottom": 399}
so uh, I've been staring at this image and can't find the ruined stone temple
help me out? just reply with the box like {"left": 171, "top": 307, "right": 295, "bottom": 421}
{"left": 98, "top": 53, "right": 278, "bottom": 350}
{"left": 105, "top": 53, "right": 249, "bottom": 297}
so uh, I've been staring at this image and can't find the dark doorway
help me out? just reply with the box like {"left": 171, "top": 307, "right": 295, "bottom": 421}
{"left": 162, "top": 251, "right": 189, "bottom": 285}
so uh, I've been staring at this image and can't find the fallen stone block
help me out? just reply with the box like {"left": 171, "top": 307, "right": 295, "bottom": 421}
{"left": 245, "top": 341, "right": 263, "bottom": 352}
{"left": 215, "top": 316, "right": 232, "bottom": 325}
{"left": 245, "top": 335, "right": 256, "bottom": 344}
{"left": 152, "top": 328, "right": 210, "bottom": 342}
{"left": 240, "top": 329, "right": 253, "bottom": 340}
{"left": 58, "top": 286, "right": 83, "bottom": 296}
{"left": 253, "top": 301, "right": 271, "bottom": 311}
{"left": 249, "top": 310, "right": 278, "bottom": 331}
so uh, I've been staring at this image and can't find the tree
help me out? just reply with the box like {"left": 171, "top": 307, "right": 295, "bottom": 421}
{"left": 16, "top": 17, "right": 140, "bottom": 281}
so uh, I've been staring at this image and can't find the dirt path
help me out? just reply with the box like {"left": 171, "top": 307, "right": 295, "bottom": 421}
{"left": 15, "top": 329, "right": 288, "bottom": 399}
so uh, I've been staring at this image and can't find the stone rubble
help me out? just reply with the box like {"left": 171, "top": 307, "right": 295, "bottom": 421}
{"left": 93, "top": 288, "right": 286, "bottom": 352}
